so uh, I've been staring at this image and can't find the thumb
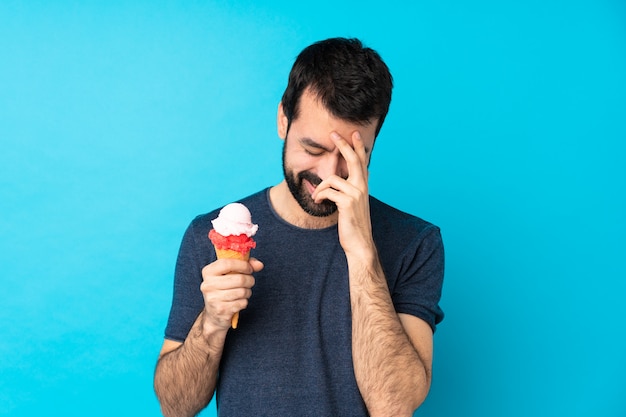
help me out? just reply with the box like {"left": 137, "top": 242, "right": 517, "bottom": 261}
{"left": 249, "top": 258, "right": 264, "bottom": 272}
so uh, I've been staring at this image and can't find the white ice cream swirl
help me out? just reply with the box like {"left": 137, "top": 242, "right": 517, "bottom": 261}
{"left": 211, "top": 202, "right": 258, "bottom": 237}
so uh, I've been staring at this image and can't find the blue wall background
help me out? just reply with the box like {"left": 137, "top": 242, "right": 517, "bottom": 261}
{"left": 1, "top": 1, "right": 624, "bottom": 416}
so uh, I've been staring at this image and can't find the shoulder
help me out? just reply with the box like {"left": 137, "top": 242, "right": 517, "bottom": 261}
{"left": 370, "top": 197, "right": 445, "bottom": 330}
{"left": 369, "top": 196, "right": 441, "bottom": 244}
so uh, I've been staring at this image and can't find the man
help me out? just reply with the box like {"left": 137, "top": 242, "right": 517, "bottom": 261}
{"left": 154, "top": 37, "right": 444, "bottom": 417}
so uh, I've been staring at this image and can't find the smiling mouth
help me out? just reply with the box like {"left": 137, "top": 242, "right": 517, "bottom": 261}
{"left": 303, "top": 178, "right": 317, "bottom": 195}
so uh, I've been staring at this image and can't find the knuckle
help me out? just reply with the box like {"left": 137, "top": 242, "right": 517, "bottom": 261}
{"left": 238, "top": 273, "right": 254, "bottom": 287}
{"left": 201, "top": 264, "right": 213, "bottom": 277}
{"left": 214, "top": 305, "right": 229, "bottom": 316}
{"left": 200, "top": 280, "right": 217, "bottom": 294}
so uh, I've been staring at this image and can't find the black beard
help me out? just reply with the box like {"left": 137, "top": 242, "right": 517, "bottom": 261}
{"left": 282, "top": 144, "right": 337, "bottom": 217}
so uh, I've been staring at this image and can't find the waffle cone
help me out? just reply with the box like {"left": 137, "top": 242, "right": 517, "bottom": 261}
{"left": 214, "top": 246, "right": 251, "bottom": 328}
{"left": 214, "top": 248, "right": 251, "bottom": 261}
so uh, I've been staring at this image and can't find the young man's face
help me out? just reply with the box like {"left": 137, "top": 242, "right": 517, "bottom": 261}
{"left": 277, "top": 88, "right": 378, "bottom": 217}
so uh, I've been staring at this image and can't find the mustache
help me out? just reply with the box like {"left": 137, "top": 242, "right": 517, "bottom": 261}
{"left": 298, "top": 171, "right": 323, "bottom": 187}
{"left": 298, "top": 171, "right": 348, "bottom": 186}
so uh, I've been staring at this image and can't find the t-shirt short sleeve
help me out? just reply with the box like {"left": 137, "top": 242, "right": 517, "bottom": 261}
{"left": 389, "top": 225, "right": 445, "bottom": 332}
{"left": 164, "top": 215, "right": 216, "bottom": 342}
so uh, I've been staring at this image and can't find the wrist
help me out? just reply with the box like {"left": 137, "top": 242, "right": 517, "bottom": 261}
{"left": 194, "top": 311, "right": 228, "bottom": 353}
{"left": 344, "top": 238, "right": 378, "bottom": 267}
{"left": 346, "top": 245, "right": 387, "bottom": 291}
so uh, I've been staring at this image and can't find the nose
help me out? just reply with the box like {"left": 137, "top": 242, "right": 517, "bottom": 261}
{"left": 318, "top": 153, "right": 348, "bottom": 181}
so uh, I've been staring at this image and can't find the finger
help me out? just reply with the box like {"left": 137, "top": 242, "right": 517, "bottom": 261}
{"left": 202, "top": 271, "right": 256, "bottom": 291}
{"left": 218, "top": 287, "right": 253, "bottom": 303}
{"left": 201, "top": 284, "right": 252, "bottom": 302}
{"left": 313, "top": 176, "right": 366, "bottom": 210}
{"left": 205, "top": 298, "right": 250, "bottom": 325}
{"left": 224, "top": 273, "right": 256, "bottom": 289}
{"left": 313, "top": 186, "right": 348, "bottom": 207}
{"left": 312, "top": 174, "right": 348, "bottom": 203}
{"left": 203, "top": 258, "right": 254, "bottom": 276}
{"left": 313, "top": 174, "right": 351, "bottom": 199}
{"left": 330, "top": 132, "right": 366, "bottom": 183}
{"left": 351, "top": 131, "right": 369, "bottom": 177}
{"left": 249, "top": 258, "right": 264, "bottom": 272}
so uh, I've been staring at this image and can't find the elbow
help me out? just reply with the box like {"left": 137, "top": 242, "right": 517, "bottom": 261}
{"left": 390, "top": 387, "right": 430, "bottom": 417}
{"left": 153, "top": 362, "right": 169, "bottom": 415}
{"left": 410, "top": 367, "right": 432, "bottom": 413}
{"left": 402, "top": 366, "right": 432, "bottom": 416}
{"left": 153, "top": 359, "right": 180, "bottom": 417}
{"left": 368, "top": 379, "right": 432, "bottom": 417}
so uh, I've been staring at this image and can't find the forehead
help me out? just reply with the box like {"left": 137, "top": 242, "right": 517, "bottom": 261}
{"left": 293, "top": 89, "right": 377, "bottom": 148}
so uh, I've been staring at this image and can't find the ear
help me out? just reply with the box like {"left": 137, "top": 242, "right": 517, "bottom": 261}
{"left": 277, "top": 102, "right": 288, "bottom": 140}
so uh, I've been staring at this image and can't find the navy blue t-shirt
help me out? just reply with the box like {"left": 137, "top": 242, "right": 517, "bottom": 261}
{"left": 164, "top": 188, "right": 444, "bottom": 416}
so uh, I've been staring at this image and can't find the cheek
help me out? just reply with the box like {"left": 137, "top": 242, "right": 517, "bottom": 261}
{"left": 285, "top": 149, "right": 313, "bottom": 172}
{"left": 287, "top": 146, "right": 316, "bottom": 167}
{"left": 296, "top": 157, "right": 318, "bottom": 174}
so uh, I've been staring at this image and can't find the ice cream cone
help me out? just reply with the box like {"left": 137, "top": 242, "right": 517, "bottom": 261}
{"left": 214, "top": 247, "right": 251, "bottom": 261}
{"left": 209, "top": 203, "right": 258, "bottom": 330}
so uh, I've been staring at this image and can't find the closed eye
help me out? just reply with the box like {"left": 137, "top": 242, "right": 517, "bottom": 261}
{"left": 299, "top": 137, "right": 330, "bottom": 156}
{"left": 304, "top": 147, "right": 324, "bottom": 156}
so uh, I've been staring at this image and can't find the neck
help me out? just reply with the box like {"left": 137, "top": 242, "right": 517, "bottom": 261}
{"left": 269, "top": 181, "right": 338, "bottom": 229}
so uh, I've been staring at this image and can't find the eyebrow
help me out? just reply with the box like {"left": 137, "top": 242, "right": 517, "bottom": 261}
{"left": 299, "top": 137, "right": 332, "bottom": 152}
{"left": 299, "top": 137, "right": 371, "bottom": 154}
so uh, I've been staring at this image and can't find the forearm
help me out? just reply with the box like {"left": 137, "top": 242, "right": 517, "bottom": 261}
{"left": 348, "top": 250, "right": 430, "bottom": 417}
{"left": 154, "top": 311, "right": 227, "bottom": 417}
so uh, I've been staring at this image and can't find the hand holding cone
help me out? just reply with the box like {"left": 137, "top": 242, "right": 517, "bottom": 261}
{"left": 208, "top": 203, "right": 258, "bottom": 329}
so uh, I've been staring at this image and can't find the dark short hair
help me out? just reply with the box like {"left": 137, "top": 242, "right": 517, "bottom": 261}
{"left": 281, "top": 37, "right": 393, "bottom": 137}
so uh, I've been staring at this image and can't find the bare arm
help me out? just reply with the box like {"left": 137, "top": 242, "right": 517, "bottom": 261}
{"left": 313, "top": 131, "right": 433, "bottom": 416}
{"left": 348, "top": 250, "right": 432, "bottom": 416}
{"left": 154, "top": 258, "right": 262, "bottom": 417}
{"left": 154, "top": 312, "right": 227, "bottom": 417}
